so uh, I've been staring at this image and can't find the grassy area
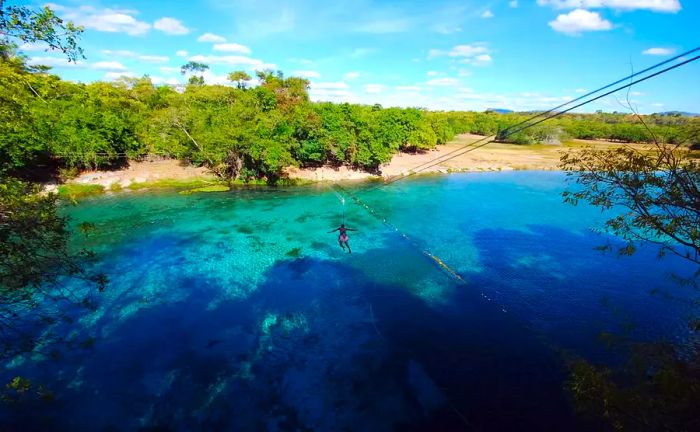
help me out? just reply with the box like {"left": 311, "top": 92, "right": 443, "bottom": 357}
{"left": 127, "top": 178, "right": 219, "bottom": 191}
{"left": 57, "top": 184, "right": 105, "bottom": 200}
{"left": 56, "top": 177, "right": 316, "bottom": 202}
{"left": 179, "top": 185, "right": 230, "bottom": 195}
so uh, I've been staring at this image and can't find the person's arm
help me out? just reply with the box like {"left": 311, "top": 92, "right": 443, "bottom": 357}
{"left": 328, "top": 228, "right": 339, "bottom": 233}
{"left": 346, "top": 228, "right": 358, "bottom": 231}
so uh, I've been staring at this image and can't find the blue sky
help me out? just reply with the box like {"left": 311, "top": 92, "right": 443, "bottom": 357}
{"left": 13, "top": 0, "right": 700, "bottom": 113}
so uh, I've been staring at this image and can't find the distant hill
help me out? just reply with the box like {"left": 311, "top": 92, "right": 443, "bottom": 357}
{"left": 485, "top": 108, "right": 513, "bottom": 114}
{"left": 656, "top": 111, "right": 700, "bottom": 117}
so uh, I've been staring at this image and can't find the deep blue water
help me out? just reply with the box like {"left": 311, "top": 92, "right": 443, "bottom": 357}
{"left": 2, "top": 171, "right": 697, "bottom": 431}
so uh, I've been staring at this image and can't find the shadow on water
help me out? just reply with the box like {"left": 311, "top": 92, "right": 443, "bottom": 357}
{"left": 3, "top": 244, "right": 596, "bottom": 431}
{"left": 464, "top": 224, "right": 698, "bottom": 363}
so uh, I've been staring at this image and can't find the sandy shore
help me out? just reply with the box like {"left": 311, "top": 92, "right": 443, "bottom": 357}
{"left": 60, "top": 134, "right": 647, "bottom": 188}
{"left": 50, "top": 159, "right": 215, "bottom": 192}
{"left": 288, "top": 134, "right": 644, "bottom": 181}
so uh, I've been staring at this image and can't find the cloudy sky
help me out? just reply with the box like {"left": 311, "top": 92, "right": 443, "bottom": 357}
{"left": 14, "top": 0, "right": 700, "bottom": 113}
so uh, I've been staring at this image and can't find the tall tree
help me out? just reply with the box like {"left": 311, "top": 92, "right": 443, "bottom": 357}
{"left": 180, "top": 61, "right": 209, "bottom": 86}
{"left": 0, "top": 3, "right": 104, "bottom": 362}
{"left": 228, "top": 70, "right": 251, "bottom": 89}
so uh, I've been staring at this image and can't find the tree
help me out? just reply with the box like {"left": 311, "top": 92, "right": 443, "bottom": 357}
{"left": 180, "top": 61, "right": 209, "bottom": 86}
{"left": 561, "top": 143, "right": 700, "bottom": 265}
{"left": 0, "top": 180, "right": 106, "bottom": 358}
{"left": 227, "top": 70, "right": 251, "bottom": 89}
{"left": 561, "top": 107, "right": 700, "bottom": 431}
{"left": 0, "top": 2, "right": 105, "bottom": 363}
{"left": 0, "top": 2, "right": 84, "bottom": 62}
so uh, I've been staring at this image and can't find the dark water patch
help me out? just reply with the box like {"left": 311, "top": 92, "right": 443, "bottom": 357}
{"left": 286, "top": 247, "right": 303, "bottom": 258}
{"left": 1, "top": 250, "right": 590, "bottom": 430}
{"left": 295, "top": 212, "right": 316, "bottom": 223}
{"left": 236, "top": 225, "right": 254, "bottom": 234}
{"left": 465, "top": 224, "right": 697, "bottom": 363}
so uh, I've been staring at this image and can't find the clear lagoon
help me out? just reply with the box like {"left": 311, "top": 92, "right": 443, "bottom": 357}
{"left": 3, "top": 171, "right": 697, "bottom": 430}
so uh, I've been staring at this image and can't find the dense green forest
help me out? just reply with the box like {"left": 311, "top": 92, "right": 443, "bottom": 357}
{"left": 2, "top": 50, "right": 699, "bottom": 184}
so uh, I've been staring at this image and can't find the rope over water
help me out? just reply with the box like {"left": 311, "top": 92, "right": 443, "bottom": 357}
{"left": 332, "top": 184, "right": 506, "bottom": 312}
{"left": 327, "top": 50, "right": 700, "bottom": 315}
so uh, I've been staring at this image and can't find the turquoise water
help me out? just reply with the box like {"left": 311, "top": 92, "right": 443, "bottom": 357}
{"left": 2, "top": 171, "right": 697, "bottom": 430}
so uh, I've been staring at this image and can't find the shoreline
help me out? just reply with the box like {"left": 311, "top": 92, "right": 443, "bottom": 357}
{"left": 51, "top": 135, "right": 653, "bottom": 198}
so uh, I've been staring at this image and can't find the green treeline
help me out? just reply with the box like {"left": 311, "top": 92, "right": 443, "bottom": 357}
{"left": 2, "top": 56, "right": 699, "bottom": 183}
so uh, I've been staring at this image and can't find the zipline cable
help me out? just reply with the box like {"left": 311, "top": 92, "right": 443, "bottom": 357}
{"left": 370, "top": 53, "right": 700, "bottom": 190}
{"left": 378, "top": 46, "right": 700, "bottom": 182}
{"left": 496, "top": 46, "right": 700, "bottom": 138}
{"left": 332, "top": 183, "right": 507, "bottom": 312}
{"left": 337, "top": 51, "right": 700, "bottom": 297}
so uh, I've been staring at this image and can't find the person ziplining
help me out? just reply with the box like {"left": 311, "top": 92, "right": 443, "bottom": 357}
{"left": 328, "top": 224, "right": 357, "bottom": 253}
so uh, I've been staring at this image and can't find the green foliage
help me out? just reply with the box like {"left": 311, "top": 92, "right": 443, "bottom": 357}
{"left": 568, "top": 344, "right": 700, "bottom": 431}
{"left": 561, "top": 143, "right": 700, "bottom": 265}
{"left": 126, "top": 178, "right": 217, "bottom": 190}
{"left": 179, "top": 184, "right": 230, "bottom": 194}
{"left": 562, "top": 131, "right": 700, "bottom": 430}
{"left": 3, "top": 48, "right": 698, "bottom": 183}
{"left": 57, "top": 183, "right": 105, "bottom": 200}
{"left": 1, "top": 3, "right": 84, "bottom": 62}
{"left": 0, "top": 178, "right": 106, "bottom": 357}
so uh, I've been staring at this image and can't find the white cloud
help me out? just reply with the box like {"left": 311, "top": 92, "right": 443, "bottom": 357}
{"left": 19, "top": 41, "right": 53, "bottom": 52}
{"left": 427, "top": 70, "right": 441, "bottom": 76}
{"left": 481, "top": 10, "right": 494, "bottom": 18}
{"left": 200, "top": 70, "right": 232, "bottom": 85}
{"left": 153, "top": 17, "right": 190, "bottom": 35}
{"left": 27, "top": 56, "right": 85, "bottom": 68}
{"left": 427, "top": 77, "right": 461, "bottom": 87}
{"left": 355, "top": 18, "right": 410, "bottom": 33}
{"left": 187, "top": 54, "right": 275, "bottom": 69}
{"left": 575, "top": 88, "right": 587, "bottom": 93}
{"left": 309, "top": 88, "right": 356, "bottom": 103}
{"left": 176, "top": 50, "right": 188, "bottom": 57}
{"left": 642, "top": 47, "right": 675, "bottom": 56}
{"left": 100, "top": 50, "right": 169, "bottom": 63}
{"left": 160, "top": 66, "right": 180, "bottom": 74}
{"left": 429, "top": 44, "right": 490, "bottom": 62}
{"left": 630, "top": 91, "right": 644, "bottom": 96}
{"left": 510, "top": 1, "right": 519, "bottom": 7}
{"left": 198, "top": 32, "right": 226, "bottom": 43}
{"left": 349, "top": 48, "right": 376, "bottom": 58}
{"left": 150, "top": 76, "right": 181, "bottom": 85}
{"left": 101, "top": 49, "right": 137, "bottom": 57}
{"left": 291, "top": 58, "right": 314, "bottom": 65}
{"left": 537, "top": 0, "right": 681, "bottom": 13}
{"left": 213, "top": 43, "right": 252, "bottom": 55}
{"left": 53, "top": 6, "right": 151, "bottom": 36}
{"left": 449, "top": 44, "right": 489, "bottom": 57}
{"left": 474, "top": 54, "right": 493, "bottom": 65}
{"left": 104, "top": 71, "right": 136, "bottom": 80}
{"left": 344, "top": 72, "right": 360, "bottom": 80}
{"left": 312, "top": 81, "right": 350, "bottom": 90}
{"left": 549, "top": 9, "right": 612, "bottom": 35}
{"left": 396, "top": 86, "right": 423, "bottom": 91}
{"left": 292, "top": 70, "right": 321, "bottom": 78}
{"left": 92, "top": 61, "right": 128, "bottom": 71}
{"left": 364, "top": 84, "right": 386, "bottom": 93}
{"left": 139, "top": 55, "right": 170, "bottom": 63}
{"left": 432, "top": 24, "right": 462, "bottom": 34}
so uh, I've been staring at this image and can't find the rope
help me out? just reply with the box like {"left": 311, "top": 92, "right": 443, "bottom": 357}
{"left": 368, "top": 50, "right": 700, "bottom": 192}
{"left": 496, "top": 46, "right": 700, "bottom": 139}
{"left": 332, "top": 183, "right": 506, "bottom": 312}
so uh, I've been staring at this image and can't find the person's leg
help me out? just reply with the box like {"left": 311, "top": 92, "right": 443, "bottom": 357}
{"left": 338, "top": 240, "right": 345, "bottom": 250}
{"left": 345, "top": 241, "right": 352, "bottom": 253}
